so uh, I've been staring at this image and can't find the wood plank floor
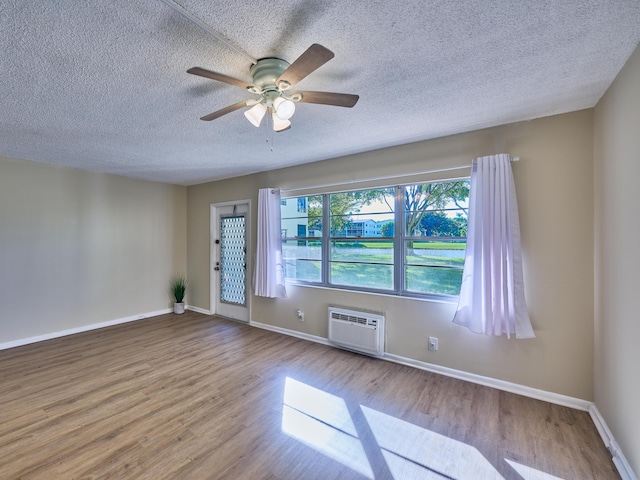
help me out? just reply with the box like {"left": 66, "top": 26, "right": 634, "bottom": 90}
{"left": 0, "top": 312, "right": 618, "bottom": 480}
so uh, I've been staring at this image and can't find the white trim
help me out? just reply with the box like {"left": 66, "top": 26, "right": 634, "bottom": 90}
{"left": 250, "top": 320, "right": 331, "bottom": 346}
{"left": 589, "top": 405, "right": 638, "bottom": 480}
{"left": 0, "top": 309, "right": 172, "bottom": 351}
{"left": 286, "top": 282, "right": 458, "bottom": 305}
{"left": 186, "top": 305, "right": 212, "bottom": 315}
{"left": 383, "top": 352, "right": 592, "bottom": 411}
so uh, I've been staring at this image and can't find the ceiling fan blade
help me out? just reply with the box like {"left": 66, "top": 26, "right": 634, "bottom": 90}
{"left": 188, "top": 67, "right": 257, "bottom": 91}
{"left": 276, "top": 44, "right": 334, "bottom": 89}
{"left": 200, "top": 101, "right": 248, "bottom": 121}
{"left": 295, "top": 91, "right": 359, "bottom": 108}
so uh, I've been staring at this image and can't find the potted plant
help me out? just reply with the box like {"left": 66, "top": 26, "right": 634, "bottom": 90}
{"left": 170, "top": 274, "right": 187, "bottom": 314}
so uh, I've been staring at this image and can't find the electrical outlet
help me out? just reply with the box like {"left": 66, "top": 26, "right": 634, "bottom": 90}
{"left": 296, "top": 309, "right": 305, "bottom": 322}
{"left": 428, "top": 336, "right": 438, "bottom": 352}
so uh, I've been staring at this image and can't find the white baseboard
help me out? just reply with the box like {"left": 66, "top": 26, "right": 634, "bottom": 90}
{"left": 186, "top": 305, "right": 211, "bottom": 315}
{"left": 0, "top": 309, "right": 172, "bottom": 351}
{"left": 250, "top": 320, "right": 332, "bottom": 346}
{"left": 251, "top": 320, "right": 590, "bottom": 411}
{"left": 589, "top": 405, "right": 638, "bottom": 480}
{"left": 383, "top": 352, "right": 592, "bottom": 411}
{"left": 248, "top": 320, "right": 634, "bottom": 480}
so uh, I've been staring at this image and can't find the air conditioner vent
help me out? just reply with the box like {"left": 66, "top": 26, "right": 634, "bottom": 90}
{"left": 328, "top": 307, "right": 385, "bottom": 356}
{"left": 330, "top": 311, "right": 377, "bottom": 327}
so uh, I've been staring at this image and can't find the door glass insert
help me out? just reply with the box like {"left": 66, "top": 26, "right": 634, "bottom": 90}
{"left": 220, "top": 215, "right": 246, "bottom": 305}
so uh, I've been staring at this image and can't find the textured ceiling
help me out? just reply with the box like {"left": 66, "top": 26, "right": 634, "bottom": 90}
{"left": 1, "top": 1, "right": 639, "bottom": 186}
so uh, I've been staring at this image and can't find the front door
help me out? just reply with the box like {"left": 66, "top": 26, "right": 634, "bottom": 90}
{"left": 211, "top": 202, "right": 250, "bottom": 322}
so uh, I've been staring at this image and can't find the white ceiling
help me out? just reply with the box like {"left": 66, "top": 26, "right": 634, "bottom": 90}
{"left": 1, "top": 1, "right": 639, "bottom": 186}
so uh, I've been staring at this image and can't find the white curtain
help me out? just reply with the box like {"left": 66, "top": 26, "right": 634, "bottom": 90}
{"left": 253, "top": 188, "right": 287, "bottom": 298}
{"left": 453, "top": 154, "right": 534, "bottom": 339}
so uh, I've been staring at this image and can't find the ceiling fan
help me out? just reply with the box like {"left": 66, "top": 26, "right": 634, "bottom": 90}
{"left": 187, "top": 44, "right": 359, "bottom": 132}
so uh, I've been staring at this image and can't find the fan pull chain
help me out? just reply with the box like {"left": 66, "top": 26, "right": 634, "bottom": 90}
{"left": 265, "top": 111, "right": 271, "bottom": 146}
{"left": 263, "top": 108, "right": 275, "bottom": 152}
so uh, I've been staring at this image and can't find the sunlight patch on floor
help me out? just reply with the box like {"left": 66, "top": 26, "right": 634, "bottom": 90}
{"left": 504, "top": 459, "right": 565, "bottom": 480}
{"left": 281, "top": 377, "right": 374, "bottom": 479}
{"left": 361, "top": 405, "right": 502, "bottom": 479}
{"left": 281, "top": 377, "right": 564, "bottom": 480}
{"left": 380, "top": 449, "right": 456, "bottom": 479}
{"left": 283, "top": 377, "right": 358, "bottom": 436}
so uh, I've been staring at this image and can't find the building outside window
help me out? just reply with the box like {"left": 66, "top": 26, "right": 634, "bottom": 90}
{"left": 280, "top": 196, "right": 322, "bottom": 282}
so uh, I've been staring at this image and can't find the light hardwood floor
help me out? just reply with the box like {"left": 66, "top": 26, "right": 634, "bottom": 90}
{"left": 0, "top": 312, "right": 618, "bottom": 479}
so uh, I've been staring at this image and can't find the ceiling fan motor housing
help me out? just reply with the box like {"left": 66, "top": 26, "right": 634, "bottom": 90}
{"left": 249, "top": 58, "right": 290, "bottom": 94}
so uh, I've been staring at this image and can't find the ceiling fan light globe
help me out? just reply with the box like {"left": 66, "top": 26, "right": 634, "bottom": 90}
{"left": 273, "top": 97, "right": 296, "bottom": 120}
{"left": 272, "top": 111, "right": 291, "bottom": 132}
{"left": 244, "top": 102, "right": 267, "bottom": 127}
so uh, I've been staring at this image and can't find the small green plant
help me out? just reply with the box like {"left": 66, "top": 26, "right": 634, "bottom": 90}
{"left": 170, "top": 274, "right": 187, "bottom": 303}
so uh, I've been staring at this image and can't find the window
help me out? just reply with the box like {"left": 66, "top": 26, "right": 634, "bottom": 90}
{"left": 281, "top": 180, "right": 469, "bottom": 298}
{"left": 281, "top": 195, "right": 322, "bottom": 283}
{"left": 329, "top": 188, "right": 395, "bottom": 290}
{"left": 403, "top": 182, "right": 469, "bottom": 296}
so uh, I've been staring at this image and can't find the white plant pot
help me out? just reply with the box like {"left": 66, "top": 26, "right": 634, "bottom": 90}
{"left": 174, "top": 302, "right": 185, "bottom": 314}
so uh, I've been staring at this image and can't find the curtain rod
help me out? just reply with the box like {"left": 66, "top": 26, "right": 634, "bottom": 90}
{"left": 278, "top": 156, "right": 519, "bottom": 195}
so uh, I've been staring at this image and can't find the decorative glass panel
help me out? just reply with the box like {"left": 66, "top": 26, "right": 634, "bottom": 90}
{"left": 220, "top": 215, "right": 246, "bottom": 305}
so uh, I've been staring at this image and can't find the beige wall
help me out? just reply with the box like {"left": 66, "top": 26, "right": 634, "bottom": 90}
{"left": 0, "top": 157, "right": 187, "bottom": 343}
{"left": 188, "top": 109, "right": 595, "bottom": 400}
{"left": 594, "top": 45, "right": 640, "bottom": 475}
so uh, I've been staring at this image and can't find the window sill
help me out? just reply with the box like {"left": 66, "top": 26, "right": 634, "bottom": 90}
{"left": 284, "top": 281, "right": 459, "bottom": 305}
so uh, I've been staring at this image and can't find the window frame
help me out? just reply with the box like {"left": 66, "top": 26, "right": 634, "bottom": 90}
{"left": 281, "top": 179, "right": 469, "bottom": 300}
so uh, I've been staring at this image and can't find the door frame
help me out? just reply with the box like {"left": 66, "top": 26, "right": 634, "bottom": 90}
{"left": 210, "top": 200, "right": 251, "bottom": 322}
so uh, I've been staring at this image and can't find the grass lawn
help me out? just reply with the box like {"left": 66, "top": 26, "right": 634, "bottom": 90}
{"left": 285, "top": 260, "right": 463, "bottom": 296}
{"left": 284, "top": 240, "right": 466, "bottom": 295}
{"left": 355, "top": 241, "right": 466, "bottom": 250}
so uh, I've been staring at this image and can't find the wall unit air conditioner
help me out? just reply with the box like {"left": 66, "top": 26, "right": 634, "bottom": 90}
{"left": 328, "top": 307, "right": 385, "bottom": 357}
